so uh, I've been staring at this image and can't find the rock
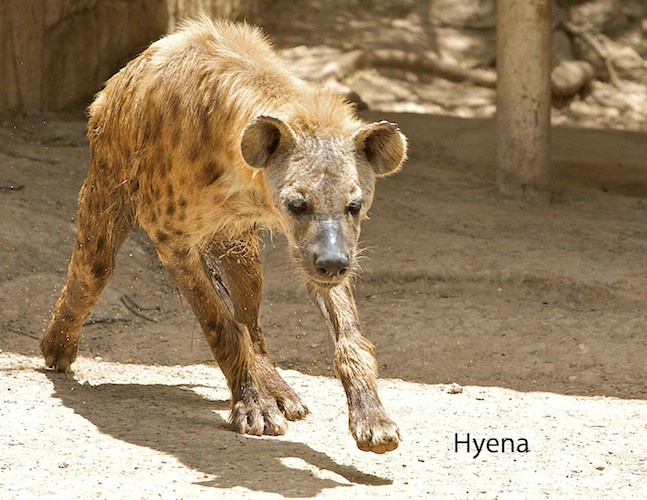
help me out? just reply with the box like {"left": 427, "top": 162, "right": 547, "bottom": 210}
{"left": 609, "top": 45, "right": 646, "bottom": 83}
{"left": 553, "top": 30, "right": 576, "bottom": 66}
{"left": 421, "top": 0, "right": 497, "bottom": 68}
{"left": 433, "top": 27, "right": 496, "bottom": 68}
{"left": 427, "top": 0, "right": 496, "bottom": 30}
{"left": 572, "top": 32, "right": 647, "bottom": 83}
{"left": 448, "top": 383, "right": 463, "bottom": 394}
{"left": 551, "top": 60, "right": 595, "bottom": 98}
{"left": 562, "top": 0, "right": 635, "bottom": 36}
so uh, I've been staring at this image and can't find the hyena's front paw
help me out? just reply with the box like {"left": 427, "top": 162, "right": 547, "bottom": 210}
{"left": 231, "top": 384, "right": 288, "bottom": 436}
{"left": 350, "top": 407, "right": 401, "bottom": 454}
{"left": 40, "top": 331, "right": 78, "bottom": 373}
{"left": 255, "top": 354, "right": 309, "bottom": 421}
{"left": 275, "top": 388, "right": 309, "bottom": 422}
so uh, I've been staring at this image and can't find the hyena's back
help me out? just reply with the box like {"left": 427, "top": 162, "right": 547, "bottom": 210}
{"left": 87, "top": 17, "right": 309, "bottom": 241}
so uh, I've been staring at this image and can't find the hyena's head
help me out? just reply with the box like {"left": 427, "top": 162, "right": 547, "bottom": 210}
{"left": 241, "top": 114, "right": 407, "bottom": 288}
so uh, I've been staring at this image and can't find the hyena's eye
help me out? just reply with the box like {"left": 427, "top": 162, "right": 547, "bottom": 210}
{"left": 286, "top": 198, "right": 309, "bottom": 216}
{"left": 346, "top": 201, "right": 363, "bottom": 217}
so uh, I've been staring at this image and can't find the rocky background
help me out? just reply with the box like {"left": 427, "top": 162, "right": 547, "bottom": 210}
{"left": 1, "top": 0, "right": 645, "bottom": 131}
{"left": 259, "top": 0, "right": 646, "bottom": 131}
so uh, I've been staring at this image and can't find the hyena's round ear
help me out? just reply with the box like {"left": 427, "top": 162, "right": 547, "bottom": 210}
{"left": 354, "top": 121, "right": 408, "bottom": 177}
{"left": 241, "top": 115, "right": 295, "bottom": 169}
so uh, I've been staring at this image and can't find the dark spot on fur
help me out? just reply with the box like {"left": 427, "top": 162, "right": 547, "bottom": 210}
{"left": 96, "top": 236, "right": 106, "bottom": 252}
{"left": 201, "top": 105, "right": 212, "bottom": 142}
{"left": 166, "top": 184, "right": 174, "bottom": 198}
{"left": 143, "top": 122, "right": 152, "bottom": 143}
{"left": 166, "top": 201, "right": 176, "bottom": 217}
{"left": 169, "top": 94, "right": 180, "bottom": 117}
{"left": 179, "top": 197, "right": 188, "bottom": 208}
{"left": 204, "top": 162, "right": 220, "bottom": 186}
{"left": 91, "top": 260, "right": 111, "bottom": 279}
{"left": 171, "top": 126, "right": 182, "bottom": 148}
{"left": 150, "top": 211, "right": 158, "bottom": 224}
{"left": 205, "top": 318, "right": 223, "bottom": 333}
{"left": 187, "top": 141, "right": 201, "bottom": 163}
{"left": 148, "top": 107, "right": 161, "bottom": 131}
{"left": 173, "top": 247, "right": 189, "bottom": 260}
{"left": 58, "top": 308, "right": 78, "bottom": 326}
{"left": 156, "top": 231, "right": 169, "bottom": 243}
{"left": 178, "top": 210, "right": 186, "bottom": 222}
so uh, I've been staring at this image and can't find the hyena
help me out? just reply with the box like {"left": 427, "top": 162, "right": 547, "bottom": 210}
{"left": 41, "top": 16, "right": 407, "bottom": 454}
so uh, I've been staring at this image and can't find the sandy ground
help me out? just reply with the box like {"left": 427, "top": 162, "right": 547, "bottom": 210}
{"left": 1, "top": 353, "right": 646, "bottom": 498}
{"left": 1, "top": 106, "right": 646, "bottom": 497}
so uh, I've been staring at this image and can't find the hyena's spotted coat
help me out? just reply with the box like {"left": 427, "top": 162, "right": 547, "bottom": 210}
{"left": 41, "top": 16, "right": 407, "bottom": 453}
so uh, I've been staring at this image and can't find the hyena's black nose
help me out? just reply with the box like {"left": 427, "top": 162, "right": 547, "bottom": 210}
{"left": 314, "top": 252, "right": 350, "bottom": 277}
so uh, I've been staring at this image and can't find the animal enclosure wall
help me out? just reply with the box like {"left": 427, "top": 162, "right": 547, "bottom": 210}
{"left": 0, "top": 0, "right": 259, "bottom": 113}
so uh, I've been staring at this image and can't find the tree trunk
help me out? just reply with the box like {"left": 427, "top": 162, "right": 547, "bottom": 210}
{"left": 496, "top": 0, "right": 552, "bottom": 201}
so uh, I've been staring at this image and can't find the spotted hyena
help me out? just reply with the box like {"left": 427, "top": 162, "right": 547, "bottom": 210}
{"left": 40, "top": 16, "right": 407, "bottom": 453}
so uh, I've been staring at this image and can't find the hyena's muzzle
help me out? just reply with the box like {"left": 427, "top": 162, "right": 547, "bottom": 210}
{"left": 302, "top": 219, "right": 354, "bottom": 287}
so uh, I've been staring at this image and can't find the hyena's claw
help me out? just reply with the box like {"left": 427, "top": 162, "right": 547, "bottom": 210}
{"left": 255, "top": 354, "right": 310, "bottom": 421}
{"left": 276, "top": 396, "right": 310, "bottom": 422}
{"left": 231, "top": 392, "right": 288, "bottom": 436}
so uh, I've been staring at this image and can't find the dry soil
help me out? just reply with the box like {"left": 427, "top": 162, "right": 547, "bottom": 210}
{"left": 1, "top": 106, "right": 646, "bottom": 497}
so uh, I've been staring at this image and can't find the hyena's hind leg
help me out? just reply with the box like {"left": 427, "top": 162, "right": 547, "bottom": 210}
{"left": 210, "top": 232, "right": 309, "bottom": 421}
{"left": 40, "top": 171, "right": 136, "bottom": 372}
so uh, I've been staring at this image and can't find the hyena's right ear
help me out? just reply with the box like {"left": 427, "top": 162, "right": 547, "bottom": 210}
{"left": 354, "top": 121, "right": 408, "bottom": 177}
{"left": 240, "top": 115, "right": 295, "bottom": 168}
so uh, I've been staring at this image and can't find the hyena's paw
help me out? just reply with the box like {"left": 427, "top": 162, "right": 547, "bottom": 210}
{"left": 39, "top": 331, "right": 78, "bottom": 373}
{"left": 231, "top": 386, "right": 288, "bottom": 436}
{"left": 350, "top": 408, "right": 401, "bottom": 454}
{"left": 256, "top": 355, "right": 309, "bottom": 421}
{"left": 275, "top": 389, "right": 309, "bottom": 422}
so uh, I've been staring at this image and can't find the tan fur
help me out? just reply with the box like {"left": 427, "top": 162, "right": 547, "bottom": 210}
{"left": 41, "top": 17, "right": 406, "bottom": 453}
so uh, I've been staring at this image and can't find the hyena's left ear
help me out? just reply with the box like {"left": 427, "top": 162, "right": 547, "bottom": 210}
{"left": 353, "top": 121, "right": 408, "bottom": 177}
{"left": 241, "top": 115, "right": 296, "bottom": 169}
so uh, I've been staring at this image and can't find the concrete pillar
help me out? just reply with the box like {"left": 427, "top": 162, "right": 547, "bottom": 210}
{"left": 496, "top": 0, "right": 552, "bottom": 199}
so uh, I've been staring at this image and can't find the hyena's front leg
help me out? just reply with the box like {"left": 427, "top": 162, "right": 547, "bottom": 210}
{"left": 211, "top": 232, "right": 309, "bottom": 422}
{"left": 309, "top": 282, "right": 400, "bottom": 454}
{"left": 154, "top": 242, "right": 287, "bottom": 436}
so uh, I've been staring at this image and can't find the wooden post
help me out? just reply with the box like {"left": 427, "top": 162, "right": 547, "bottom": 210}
{"left": 496, "top": 0, "right": 552, "bottom": 200}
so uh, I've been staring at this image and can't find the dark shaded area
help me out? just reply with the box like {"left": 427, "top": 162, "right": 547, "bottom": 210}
{"left": 45, "top": 371, "right": 390, "bottom": 496}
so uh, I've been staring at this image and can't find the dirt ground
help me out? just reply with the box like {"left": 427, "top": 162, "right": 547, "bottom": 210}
{"left": 1, "top": 104, "right": 646, "bottom": 497}
{"left": 1, "top": 3, "right": 647, "bottom": 495}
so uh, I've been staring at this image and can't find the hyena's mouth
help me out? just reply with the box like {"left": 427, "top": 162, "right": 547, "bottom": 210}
{"left": 307, "top": 276, "right": 343, "bottom": 289}
{"left": 303, "top": 262, "right": 356, "bottom": 289}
